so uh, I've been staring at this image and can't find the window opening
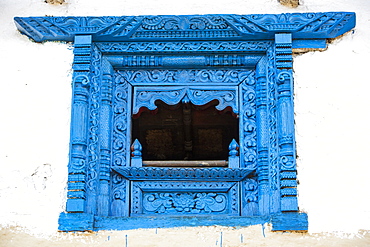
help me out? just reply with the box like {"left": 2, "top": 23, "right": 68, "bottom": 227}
{"left": 132, "top": 100, "right": 238, "bottom": 166}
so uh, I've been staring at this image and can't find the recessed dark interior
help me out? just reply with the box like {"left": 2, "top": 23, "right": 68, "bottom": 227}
{"left": 132, "top": 100, "right": 239, "bottom": 161}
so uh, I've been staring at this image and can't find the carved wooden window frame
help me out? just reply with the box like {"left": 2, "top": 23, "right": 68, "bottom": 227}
{"left": 14, "top": 12, "right": 355, "bottom": 231}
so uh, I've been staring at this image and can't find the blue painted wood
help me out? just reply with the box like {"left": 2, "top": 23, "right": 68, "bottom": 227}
{"left": 14, "top": 12, "right": 355, "bottom": 232}
{"left": 130, "top": 139, "right": 142, "bottom": 167}
{"left": 94, "top": 215, "right": 270, "bottom": 231}
{"left": 228, "top": 139, "right": 239, "bottom": 168}
{"left": 271, "top": 213, "right": 308, "bottom": 231}
{"left": 14, "top": 13, "right": 355, "bottom": 43}
{"left": 58, "top": 213, "right": 94, "bottom": 231}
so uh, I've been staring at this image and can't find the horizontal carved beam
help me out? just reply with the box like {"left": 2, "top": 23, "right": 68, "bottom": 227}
{"left": 112, "top": 167, "right": 254, "bottom": 181}
{"left": 106, "top": 54, "right": 263, "bottom": 69}
{"left": 14, "top": 12, "right": 355, "bottom": 43}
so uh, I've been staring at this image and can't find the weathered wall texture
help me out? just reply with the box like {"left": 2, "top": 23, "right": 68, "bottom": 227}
{"left": 1, "top": 0, "right": 370, "bottom": 245}
{"left": 2, "top": 225, "right": 370, "bottom": 247}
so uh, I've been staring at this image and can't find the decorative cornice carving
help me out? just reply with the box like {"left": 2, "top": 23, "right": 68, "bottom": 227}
{"left": 15, "top": 12, "right": 355, "bottom": 43}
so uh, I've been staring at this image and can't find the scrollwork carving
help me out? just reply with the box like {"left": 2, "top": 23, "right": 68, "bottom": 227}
{"left": 118, "top": 69, "right": 251, "bottom": 84}
{"left": 112, "top": 73, "right": 131, "bottom": 167}
{"left": 96, "top": 41, "right": 271, "bottom": 53}
{"left": 240, "top": 72, "right": 257, "bottom": 169}
{"left": 132, "top": 86, "right": 239, "bottom": 114}
{"left": 86, "top": 46, "right": 101, "bottom": 193}
{"left": 111, "top": 172, "right": 128, "bottom": 216}
{"left": 267, "top": 46, "right": 279, "bottom": 192}
{"left": 242, "top": 178, "right": 258, "bottom": 216}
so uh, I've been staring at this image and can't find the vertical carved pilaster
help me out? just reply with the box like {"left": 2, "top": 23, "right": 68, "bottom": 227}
{"left": 97, "top": 58, "right": 113, "bottom": 216}
{"left": 85, "top": 44, "right": 102, "bottom": 215}
{"left": 111, "top": 72, "right": 132, "bottom": 216}
{"left": 267, "top": 45, "right": 280, "bottom": 214}
{"left": 275, "top": 33, "right": 298, "bottom": 212}
{"left": 255, "top": 56, "right": 270, "bottom": 215}
{"left": 66, "top": 35, "right": 93, "bottom": 213}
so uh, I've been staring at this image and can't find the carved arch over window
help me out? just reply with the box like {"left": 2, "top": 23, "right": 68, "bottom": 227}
{"left": 14, "top": 12, "right": 356, "bottom": 231}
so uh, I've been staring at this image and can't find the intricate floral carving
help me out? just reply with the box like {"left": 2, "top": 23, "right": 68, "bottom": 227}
{"left": 131, "top": 181, "right": 239, "bottom": 215}
{"left": 142, "top": 192, "right": 228, "bottom": 214}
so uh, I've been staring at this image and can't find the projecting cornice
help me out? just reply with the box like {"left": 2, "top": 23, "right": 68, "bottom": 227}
{"left": 14, "top": 12, "right": 355, "bottom": 43}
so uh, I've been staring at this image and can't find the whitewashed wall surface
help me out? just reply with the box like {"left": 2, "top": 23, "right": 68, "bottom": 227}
{"left": 1, "top": 0, "right": 370, "bottom": 246}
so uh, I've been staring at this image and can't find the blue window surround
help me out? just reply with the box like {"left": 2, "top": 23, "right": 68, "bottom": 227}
{"left": 15, "top": 12, "right": 355, "bottom": 232}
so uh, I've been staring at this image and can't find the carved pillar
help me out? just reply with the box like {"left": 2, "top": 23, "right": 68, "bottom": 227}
{"left": 97, "top": 58, "right": 113, "bottom": 216}
{"left": 275, "top": 33, "right": 298, "bottom": 212}
{"left": 66, "top": 35, "right": 93, "bottom": 213}
{"left": 255, "top": 56, "right": 270, "bottom": 215}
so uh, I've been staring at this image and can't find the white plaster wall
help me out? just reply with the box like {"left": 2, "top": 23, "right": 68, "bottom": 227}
{"left": 0, "top": 0, "right": 370, "bottom": 241}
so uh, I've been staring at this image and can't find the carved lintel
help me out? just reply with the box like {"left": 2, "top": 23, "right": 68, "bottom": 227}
{"left": 15, "top": 13, "right": 355, "bottom": 43}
